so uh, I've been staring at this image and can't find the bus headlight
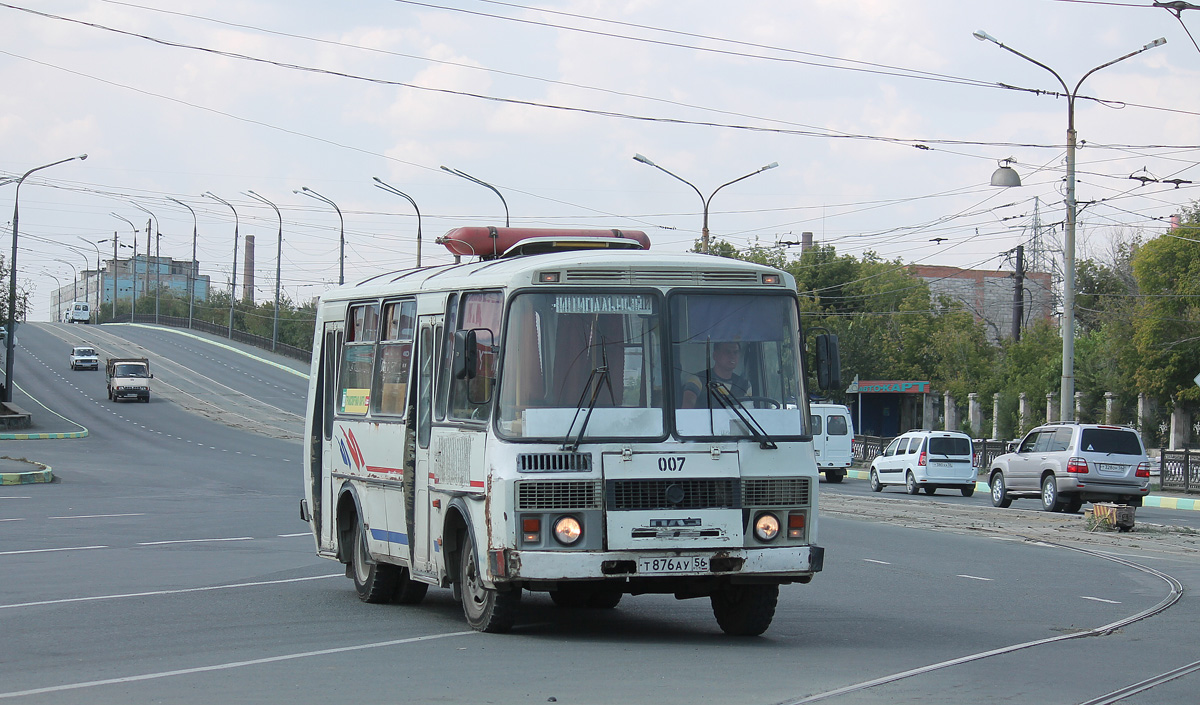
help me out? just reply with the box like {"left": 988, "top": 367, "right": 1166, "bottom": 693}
{"left": 753, "top": 513, "right": 780, "bottom": 542}
{"left": 552, "top": 516, "right": 583, "bottom": 545}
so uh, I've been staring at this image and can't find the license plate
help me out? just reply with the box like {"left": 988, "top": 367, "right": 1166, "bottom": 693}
{"left": 931, "top": 461, "right": 952, "bottom": 469}
{"left": 637, "top": 557, "right": 709, "bottom": 574}
{"left": 1097, "top": 463, "right": 1128, "bottom": 474}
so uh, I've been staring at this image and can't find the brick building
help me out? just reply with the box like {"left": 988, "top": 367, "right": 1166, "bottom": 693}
{"left": 909, "top": 264, "right": 1055, "bottom": 343}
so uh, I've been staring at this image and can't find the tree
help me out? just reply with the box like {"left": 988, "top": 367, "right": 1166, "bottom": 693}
{"left": 1130, "top": 210, "right": 1200, "bottom": 406}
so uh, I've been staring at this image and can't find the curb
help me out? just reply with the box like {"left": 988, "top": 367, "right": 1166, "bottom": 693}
{"left": 0, "top": 430, "right": 88, "bottom": 440}
{"left": 0, "top": 459, "right": 54, "bottom": 485}
{"left": 838, "top": 469, "right": 1199, "bottom": 512}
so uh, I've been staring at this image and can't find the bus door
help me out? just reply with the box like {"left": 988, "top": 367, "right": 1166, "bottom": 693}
{"left": 316, "top": 320, "right": 344, "bottom": 548}
{"left": 409, "top": 314, "right": 441, "bottom": 576}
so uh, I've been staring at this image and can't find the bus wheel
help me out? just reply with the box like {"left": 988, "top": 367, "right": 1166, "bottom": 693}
{"left": 711, "top": 583, "right": 778, "bottom": 636}
{"left": 350, "top": 522, "right": 398, "bottom": 603}
{"left": 459, "top": 532, "right": 519, "bottom": 633}
{"left": 392, "top": 571, "right": 428, "bottom": 605}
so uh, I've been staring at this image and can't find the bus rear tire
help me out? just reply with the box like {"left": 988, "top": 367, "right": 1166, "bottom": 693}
{"left": 392, "top": 572, "right": 428, "bottom": 605}
{"left": 711, "top": 583, "right": 778, "bottom": 636}
{"left": 350, "top": 522, "right": 398, "bottom": 604}
{"left": 459, "top": 532, "right": 519, "bottom": 633}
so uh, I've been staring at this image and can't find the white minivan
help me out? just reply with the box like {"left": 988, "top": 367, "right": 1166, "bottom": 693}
{"left": 869, "top": 430, "right": 977, "bottom": 496}
{"left": 811, "top": 403, "right": 854, "bottom": 482}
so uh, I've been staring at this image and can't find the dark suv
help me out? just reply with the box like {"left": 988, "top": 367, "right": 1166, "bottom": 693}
{"left": 987, "top": 423, "right": 1151, "bottom": 512}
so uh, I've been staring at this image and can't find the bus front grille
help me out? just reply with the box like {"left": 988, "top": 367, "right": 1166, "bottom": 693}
{"left": 517, "top": 453, "right": 592, "bottom": 472}
{"left": 607, "top": 479, "right": 739, "bottom": 511}
{"left": 516, "top": 480, "right": 603, "bottom": 510}
{"left": 742, "top": 478, "right": 812, "bottom": 506}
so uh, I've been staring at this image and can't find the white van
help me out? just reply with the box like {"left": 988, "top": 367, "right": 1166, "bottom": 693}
{"left": 811, "top": 403, "right": 854, "bottom": 482}
{"left": 66, "top": 301, "right": 90, "bottom": 324}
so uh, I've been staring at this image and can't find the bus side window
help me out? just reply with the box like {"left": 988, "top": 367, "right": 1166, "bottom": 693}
{"left": 435, "top": 294, "right": 458, "bottom": 421}
{"left": 372, "top": 300, "right": 415, "bottom": 417}
{"left": 448, "top": 292, "right": 502, "bottom": 421}
{"left": 417, "top": 326, "right": 434, "bottom": 449}
{"left": 323, "top": 326, "right": 343, "bottom": 439}
{"left": 337, "top": 302, "right": 379, "bottom": 415}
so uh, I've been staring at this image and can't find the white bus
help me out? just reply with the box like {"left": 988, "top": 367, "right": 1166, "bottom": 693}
{"left": 64, "top": 301, "right": 91, "bottom": 324}
{"left": 301, "top": 227, "right": 840, "bottom": 635}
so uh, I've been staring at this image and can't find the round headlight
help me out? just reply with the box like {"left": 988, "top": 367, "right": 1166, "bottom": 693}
{"left": 553, "top": 516, "right": 583, "bottom": 545}
{"left": 753, "top": 513, "right": 780, "bottom": 542}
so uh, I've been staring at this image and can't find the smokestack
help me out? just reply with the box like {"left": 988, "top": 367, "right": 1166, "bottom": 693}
{"left": 801, "top": 231, "right": 813, "bottom": 251}
{"left": 243, "top": 234, "right": 255, "bottom": 304}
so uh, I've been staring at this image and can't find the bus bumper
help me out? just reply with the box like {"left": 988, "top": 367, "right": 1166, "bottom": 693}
{"left": 501, "top": 545, "right": 824, "bottom": 581}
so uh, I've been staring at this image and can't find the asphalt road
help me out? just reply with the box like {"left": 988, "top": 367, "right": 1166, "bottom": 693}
{"left": 2, "top": 323, "right": 1199, "bottom": 704}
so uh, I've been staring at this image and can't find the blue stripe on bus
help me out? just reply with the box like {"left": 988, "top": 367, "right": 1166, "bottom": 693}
{"left": 369, "top": 528, "right": 409, "bottom": 545}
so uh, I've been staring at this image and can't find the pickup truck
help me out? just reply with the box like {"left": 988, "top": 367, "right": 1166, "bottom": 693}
{"left": 69, "top": 345, "right": 99, "bottom": 371}
{"left": 106, "top": 357, "right": 153, "bottom": 402}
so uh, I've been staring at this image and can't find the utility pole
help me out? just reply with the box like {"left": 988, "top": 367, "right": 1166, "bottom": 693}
{"left": 1012, "top": 245, "right": 1025, "bottom": 342}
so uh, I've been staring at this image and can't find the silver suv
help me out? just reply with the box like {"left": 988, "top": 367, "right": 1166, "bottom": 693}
{"left": 988, "top": 423, "right": 1151, "bottom": 512}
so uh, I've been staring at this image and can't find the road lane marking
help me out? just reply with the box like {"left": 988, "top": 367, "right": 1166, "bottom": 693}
{"left": 1080, "top": 596, "right": 1122, "bottom": 604}
{"left": 0, "top": 629, "right": 474, "bottom": 699}
{"left": 0, "top": 545, "right": 107, "bottom": 555}
{"left": 136, "top": 537, "right": 254, "bottom": 545}
{"left": 0, "top": 574, "right": 341, "bottom": 610}
{"left": 862, "top": 559, "right": 890, "bottom": 565}
{"left": 956, "top": 574, "right": 993, "bottom": 581}
{"left": 48, "top": 513, "right": 145, "bottom": 520}
{"left": 278, "top": 532, "right": 310, "bottom": 537}
{"left": 0, "top": 518, "right": 24, "bottom": 523}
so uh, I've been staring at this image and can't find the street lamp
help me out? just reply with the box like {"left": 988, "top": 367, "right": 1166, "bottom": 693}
{"left": 168, "top": 197, "right": 198, "bottom": 329}
{"left": 131, "top": 202, "right": 162, "bottom": 324}
{"left": 4, "top": 153, "right": 86, "bottom": 403}
{"left": 440, "top": 166, "right": 509, "bottom": 227}
{"left": 632, "top": 154, "right": 778, "bottom": 254}
{"left": 245, "top": 190, "right": 283, "bottom": 352}
{"left": 78, "top": 237, "right": 102, "bottom": 320}
{"left": 110, "top": 213, "right": 139, "bottom": 319}
{"left": 373, "top": 177, "right": 424, "bottom": 268}
{"left": 294, "top": 186, "right": 344, "bottom": 285}
{"left": 56, "top": 259, "right": 77, "bottom": 317}
{"left": 202, "top": 192, "right": 239, "bottom": 339}
{"left": 41, "top": 271, "right": 62, "bottom": 321}
{"left": 974, "top": 30, "right": 1166, "bottom": 422}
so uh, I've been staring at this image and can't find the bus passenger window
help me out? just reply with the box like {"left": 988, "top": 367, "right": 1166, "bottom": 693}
{"left": 372, "top": 300, "right": 415, "bottom": 417}
{"left": 338, "top": 303, "right": 379, "bottom": 415}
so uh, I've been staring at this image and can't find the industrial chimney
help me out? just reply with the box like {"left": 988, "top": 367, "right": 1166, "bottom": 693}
{"left": 243, "top": 234, "right": 255, "bottom": 304}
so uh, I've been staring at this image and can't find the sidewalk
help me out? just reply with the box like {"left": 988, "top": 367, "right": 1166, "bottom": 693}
{"left": 840, "top": 468, "right": 1200, "bottom": 512}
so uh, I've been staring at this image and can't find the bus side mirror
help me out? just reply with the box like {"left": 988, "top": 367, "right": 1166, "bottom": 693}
{"left": 453, "top": 329, "right": 477, "bottom": 380}
{"left": 815, "top": 334, "right": 841, "bottom": 391}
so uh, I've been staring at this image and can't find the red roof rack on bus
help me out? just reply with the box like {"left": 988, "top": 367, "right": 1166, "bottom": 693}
{"left": 437, "top": 227, "right": 651, "bottom": 260}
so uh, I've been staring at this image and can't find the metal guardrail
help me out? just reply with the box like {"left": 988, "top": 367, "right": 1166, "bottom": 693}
{"left": 109, "top": 314, "right": 313, "bottom": 363}
{"left": 1160, "top": 449, "right": 1196, "bottom": 494}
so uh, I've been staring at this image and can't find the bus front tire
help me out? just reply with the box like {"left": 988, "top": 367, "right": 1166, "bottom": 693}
{"left": 711, "top": 583, "right": 778, "bottom": 636}
{"left": 459, "top": 533, "right": 519, "bottom": 633}
{"left": 350, "top": 522, "right": 398, "bottom": 604}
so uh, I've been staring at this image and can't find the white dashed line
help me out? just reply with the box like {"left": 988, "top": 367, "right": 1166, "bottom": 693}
{"left": 48, "top": 513, "right": 145, "bottom": 520}
{"left": 0, "top": 545, "right": 108, "bottom": 555}
{"left": 863, "top": 559, "right": 891, "bottom": 565}
{"left": 136, "top": 537, "right": 254, "bottom": 546}
{"left": 956, "top": 574, "right": 994, "bottom": 581}
{"left": 1080, "top": 596, "right": 1122, "bottom": 604}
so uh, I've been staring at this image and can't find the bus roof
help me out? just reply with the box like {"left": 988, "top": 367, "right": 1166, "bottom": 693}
{"left": 318, "top": 248, "right": 795, "bottom": 304}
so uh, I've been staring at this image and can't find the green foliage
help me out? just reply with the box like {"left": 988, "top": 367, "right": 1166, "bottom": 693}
{"left": 1131, "top": 221, "right": 1200, "bottom": 406}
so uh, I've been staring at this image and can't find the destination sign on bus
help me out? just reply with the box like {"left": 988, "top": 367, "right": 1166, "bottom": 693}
{"left": 554, "top": 294, "right": 653, "bottom": 315}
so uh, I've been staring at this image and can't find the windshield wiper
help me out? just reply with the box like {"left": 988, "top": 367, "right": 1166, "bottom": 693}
{"left": 561, "top": 343, "right": 614, "bottom": 452}
{"left": 708, "top": 382, "right": 777, "bottom": 450}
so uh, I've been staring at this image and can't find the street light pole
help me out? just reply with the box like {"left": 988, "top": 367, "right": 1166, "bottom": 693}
{"left": 632, "top": 154, "right": 778, "bottom": 254}
{"left": 110, "top": 213, "right": 139, "bottom": 319}
{"left": 246, "top": 190, "right": 283, "bottom": 352}
{"left": 78, "top": 237, "right": 102, "bottom": 321}
{"left": 4, "top": 154, "right": 86, "bottom": 402}
{"left": 294, "top": 187, "right": 344, "bottom": 285}
{"left": 372, "top": 177, "right": 424, "bottom": 268}
{"left": 131, "top": 202, "right": 161, "bottom": 324}
{"left": 440, "top": 166, "right": 509, "bottom": 227}
{"left": 203, "top": 192, "right": 239, "bottom": 339}
{"left": 168, "top": 197, "right": 198, "bottom": 329}
{"left": 974, "top": 30, "right": 1165, "bottom": 422}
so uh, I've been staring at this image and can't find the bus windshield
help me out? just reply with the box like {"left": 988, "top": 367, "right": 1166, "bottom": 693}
{"left": 497, "top": 291, "right": 665, "bottom": 440}
{"left": 671, "top": 292, "right": 808, "bottom": 440}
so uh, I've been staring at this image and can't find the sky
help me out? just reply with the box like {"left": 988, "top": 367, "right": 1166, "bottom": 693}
{"left": 2, "top": 0, "right": 1199, "bottom": 321}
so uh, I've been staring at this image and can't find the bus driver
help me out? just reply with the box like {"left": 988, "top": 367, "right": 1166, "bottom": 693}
{"left": 681, "top": 341, "right": 752, "bottom": 408}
